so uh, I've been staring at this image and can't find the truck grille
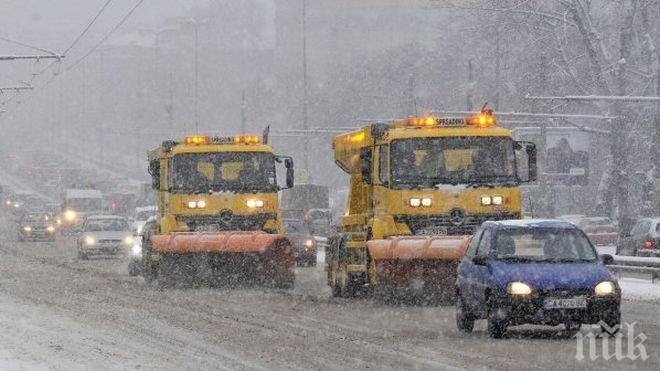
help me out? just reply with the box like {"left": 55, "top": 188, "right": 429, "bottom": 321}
{"left": 177, "top": 213, "right": 275, "bottom": 232}
{"left": 395, "top": 212, "right": 520, "bottom": 236}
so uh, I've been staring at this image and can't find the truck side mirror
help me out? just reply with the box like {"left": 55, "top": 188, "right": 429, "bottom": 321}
{"left": 515, "top": 141, "right": 537, "bottom": 182}
{"left": 284, "top": 157, "right": 294, "bottom": 189}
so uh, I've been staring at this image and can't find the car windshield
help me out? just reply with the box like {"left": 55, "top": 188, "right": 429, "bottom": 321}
{"left": 494, "top": 228, "right": 597, "bottom": 262}
{"left": 173, "top": 152, "right": 277, "bottom": 194}
{"left": 85, "top": 219, "right": 129, "bottom": 232}
{"left": 22, "top": 213, "right": 50, "bottom": 223}
{"left": 390, "top": 137, "right": 516, "bottom": 188}
{"left": 67, "top": 198, "right": 103, "bottom": 212}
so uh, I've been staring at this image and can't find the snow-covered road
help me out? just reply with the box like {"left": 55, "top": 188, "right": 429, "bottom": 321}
{"left": 0, "top": 213, "right": 658, "bottom": 370}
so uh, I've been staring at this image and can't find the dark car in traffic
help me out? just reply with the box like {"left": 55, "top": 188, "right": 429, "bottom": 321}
{"left": 456, "top": 219, "right": 620, "bottom": 338}
{"left": 617, "top": 217, "right": 660, "bottom": 257}
{"left": 17, "top": 212, "right": 56, "bottom": 241}
{"left": 284, "top": 219, "right": 317, "bottom": 267}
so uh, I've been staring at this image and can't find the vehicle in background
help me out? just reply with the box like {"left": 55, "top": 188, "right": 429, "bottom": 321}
{"left": 281, "top": 184, "right": 331, "bottom": 237}
{"left": 128, "top": 216, "right": 157, "bottom": 276}
{"left": 61, "top": 189, "right": 104, "bottom": 234}
{"left": 617, "top": 217, "right": 660, "bottom": 257}
{"left": 77, "top": 215, "right": 133, "bottom": 259}
{"left": 104, "top": 191, "right": 137, "bottom": 217}
{"left": 283, "top": 218, "right": 317, "bottom": 267}
{"left": 577, "top": 217, "right": 618, "bottom": 246}
{"left": 327, "top": 110, "right": 537, "bottom": 299}
{"left": 17, "top": 212, "right": 56, "bottom": 241}
{"left": 9, "top": 191, "right": 45, "bottom": 216}
{"left": 456, "top": 220, "right": 620, "bottom": 338}
{"left": 143, "top": 133, "right": 296, "bottom": 288}
{"left": 556, "top": 214, "right": 586, "bottom": 226}
{"left": 131, "top": 205, "right": 156, "bottom": 235}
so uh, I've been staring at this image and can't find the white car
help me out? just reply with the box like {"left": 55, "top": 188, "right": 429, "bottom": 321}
{"left": 77, "top": 215, "right": 134, "bottom": 260}
{"left": 131, "top": 206, "right": 157, "bottom": 235}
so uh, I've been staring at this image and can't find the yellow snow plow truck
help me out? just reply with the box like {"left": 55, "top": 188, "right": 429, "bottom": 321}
{"left": 143, "top": 132, "right": 296, "bottom": 288}
{"left": 327, "top": 110, "right": 537, "bottom": 299}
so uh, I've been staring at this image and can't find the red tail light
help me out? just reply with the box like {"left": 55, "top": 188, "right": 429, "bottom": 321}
{"left": 643, "top": 240, "right": 655, "bottom": 249}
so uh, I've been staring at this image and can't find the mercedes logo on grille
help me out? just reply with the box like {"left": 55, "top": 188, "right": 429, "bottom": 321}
{"left": 219, "top": 209, "right": 233, "bottom": 223}
{"left": 449, "top": 208, "right": 466, "bottom": 226}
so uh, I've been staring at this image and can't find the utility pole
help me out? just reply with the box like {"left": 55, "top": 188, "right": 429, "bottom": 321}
{"left": 302, "top": 0, "right": 309, "bottom": 174}
{"left": 466, "top": 59, "right": 473, "bottom": 111}
{"left": 194, "top": 22, "right": 199, "bottom": 134}
{"left": 241, "top": 89, "right": 247, "bottom": 133}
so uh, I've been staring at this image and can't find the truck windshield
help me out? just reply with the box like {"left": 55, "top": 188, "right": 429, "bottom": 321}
{"left": 494, "top": 228, "right": 597, "bottom": 262}
{"left": 390, "top": 137, "right": 516, "bottom": 189}
{"left": 173, "top": 152, "right": 277, "bottom": 194}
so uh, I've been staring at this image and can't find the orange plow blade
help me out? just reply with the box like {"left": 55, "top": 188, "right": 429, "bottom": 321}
{"left": 150, "top": 232, "right": 295, "bottom": 287}
{"left": 367, "top": 236, "right": 471, "bottom": 294}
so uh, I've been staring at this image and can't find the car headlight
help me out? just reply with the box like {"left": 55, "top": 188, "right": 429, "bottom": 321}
{"left": 56, "top": 218, "right": 62, "bottom": 225}
{"left": 13, "top": 203, "right": 20, "bottom": 208}
{"left": 492, "top": 195, "right": 504, "bottom": 205}
{"left": 46, "top": 226, "right": 55, "bottom": 233}
{"left": 421, "top": 197, "right": 432, "bottom": 207}
{"left": 64, "top": 209, "right": 77, "bottom": 222}
{"left": 246, "top": 199, "right": 264, "bottom": 208}
{"left": 409, "top": 198, "right": 421, "bottom": 207}
{"left": 131, "top": 243, "right": 142, "bottom": 257}
{"left": 304, "top": 239, "right": 314, "bottom": 248}
{"left": 594, "top": 281, "right": 615, "bottom": 296}
{"left": 84, "top": 236, "right": 95, "bottom": 246}
{"left": 5, "top": 200, "right": 10, "bottom": 206}
{"left": 480, "top": 196, "right": 492, "bottom": 206}
{"left": 23, "top": 226, "right": 32, "bottom": 232}
{"left": 507, "top": 281, "right": 532, "bottom": 295}
{"left": 187, "top": 200, "right": 206, "bottom": 209}
{"left": 124, "top": 236, "right": 134, "bottom": 245}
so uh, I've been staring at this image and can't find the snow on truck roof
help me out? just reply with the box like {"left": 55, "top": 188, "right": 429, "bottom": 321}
{"left": 65, "top": 189, "right": 102, "bottom": 199}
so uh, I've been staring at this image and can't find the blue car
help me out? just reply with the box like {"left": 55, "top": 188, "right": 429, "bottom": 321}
{"left": 455, "top": 219, "right": 620, "bottom": 338}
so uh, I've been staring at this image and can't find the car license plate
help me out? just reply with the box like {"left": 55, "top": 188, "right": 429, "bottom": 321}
{"left": 543, "top": 297, "right": 587, "bottom": 309}
{"left": 417, "top": 226, "right": 448, "bottom": 236}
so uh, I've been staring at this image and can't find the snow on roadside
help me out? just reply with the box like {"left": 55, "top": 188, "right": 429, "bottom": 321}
{"left": 619, "top": 278, "right": 660, "bottom": 304}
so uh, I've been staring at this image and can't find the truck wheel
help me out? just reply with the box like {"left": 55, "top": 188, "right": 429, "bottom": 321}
{"left": 275, "top": 271, "right": 295, "bottom": 289}
{"left": 456, "top": 294, "right": 474, "bottom": 333}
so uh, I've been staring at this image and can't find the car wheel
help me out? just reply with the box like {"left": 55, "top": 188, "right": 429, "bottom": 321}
{"left": 456, "top": 293, "right": 474, "bottom": 333}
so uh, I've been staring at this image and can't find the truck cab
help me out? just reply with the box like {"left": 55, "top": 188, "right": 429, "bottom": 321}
{"left": 148, "top": 134, "right": 294, "bottom": 235}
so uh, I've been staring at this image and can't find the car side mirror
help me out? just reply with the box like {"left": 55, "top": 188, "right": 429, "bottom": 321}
{"left": 601, "top": 254, "right": 614, "bottom": 266}
{"left": 473, "top": 255, "right": 488, "bottom": 266}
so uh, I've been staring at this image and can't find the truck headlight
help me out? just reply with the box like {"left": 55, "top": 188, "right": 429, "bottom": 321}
{"left": 187, "top": 200, "right": 206, "bottom": 209}
{"left": 84, "top": 236, "right": 95, "bottom": 246}
{"left": 23, "top": 226, "right": 32, "bottom": 232}
{"left": 46, "top": 226, "right": 55, "bottom": 233}
{"left": 480, "top": 196, "right": 492, "bottom": 206}
{"left": 594, "top": 281, "right": 615, "bottom": 296}
{"left": 409, "top": 198, "right": 421, "bottom": 207}
{"left": 124, "top": 236, "right": 134, "bottom": 245}
{"left": 246, "top": 199, "right": 264, "bottom": 208}
{"left": 421, "top": 197, "right": 432, "bottom": 207}
{"left": 64, "top": 209, "right": 77, "bottom": 222}
{"left": 507, "top": 281, "right": 532, "bottom": 295}
{"left": 492, "top": 195, "right": 504, "bottom": 205}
